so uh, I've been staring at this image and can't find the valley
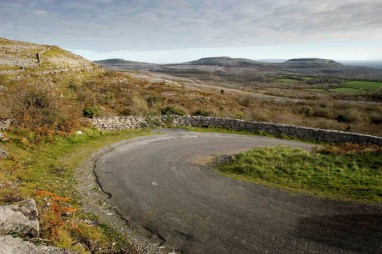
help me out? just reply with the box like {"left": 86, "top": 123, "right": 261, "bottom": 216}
{"left": 96, "top": 57, "right": 382, "bottom": 136}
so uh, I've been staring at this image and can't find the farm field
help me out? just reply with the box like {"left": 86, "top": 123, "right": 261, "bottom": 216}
{"left": 332, "top": 80, "right": 382, "bottom": 93}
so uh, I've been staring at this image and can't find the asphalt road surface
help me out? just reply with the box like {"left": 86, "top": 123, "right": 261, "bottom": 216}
{"left": 95, "top": 130, "right": 382, "bottom": 254}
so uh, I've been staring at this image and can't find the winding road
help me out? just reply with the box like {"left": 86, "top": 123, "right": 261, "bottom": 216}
{"left": 95, "top": 130, "right": 382, "bottom": 254}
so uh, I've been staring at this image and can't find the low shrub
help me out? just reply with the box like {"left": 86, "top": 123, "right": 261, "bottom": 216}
{"left": 146, "top": 96, "right": 166, "bottom": 107}
{"left": 369, "top": 111, "right": 382, "bottom": 124}
{"left": 299, "top": 106, "right": 314, "bottom": 117}
{"left": 160, "top": 106, "right": 186, "bottom": 116}
{"left": 10, "top": 84, "right": 81, "bottom": 135}
{"left": 83, "top": 106, "right": 101, "bottom": 118}
{"left": 237, "top": 95, "right": 252, "bottom": 107}
{"left": 312, "top": 106, "right": 332, "bottom": 118}
{"left": 193, "top": 109, "right": 213, "bottom": 116}
{"left": 337, "top": 110, "right": 363, "bottom": 123}
{"left": 122, "top": 95, "right": 149, "bottom": 115}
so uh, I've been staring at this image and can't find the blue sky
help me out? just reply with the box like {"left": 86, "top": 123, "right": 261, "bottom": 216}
{"left": 1, "top": 0, "right": 382, "bottom": 63}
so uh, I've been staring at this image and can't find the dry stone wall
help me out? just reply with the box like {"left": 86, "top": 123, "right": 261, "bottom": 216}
{"left": 90, "top": 116, "right": 382, "bottom": 146}
{"left": 1, "top": 116, "right": 380, "bottom": 145}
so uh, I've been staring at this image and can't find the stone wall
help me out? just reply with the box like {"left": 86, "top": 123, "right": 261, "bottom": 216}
{"left": 90, "top": 116, "right": 382, "bottom": 146}
{"left": 1, "top": 116, "right": 380, "bottom": 145}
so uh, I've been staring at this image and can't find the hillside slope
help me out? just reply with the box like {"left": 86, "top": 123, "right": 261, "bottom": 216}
{"left": 0, "top": 38, "right": 380, "bottom": 136}
{"left": 0, "top": 38, "right": 98, "bottom": 77}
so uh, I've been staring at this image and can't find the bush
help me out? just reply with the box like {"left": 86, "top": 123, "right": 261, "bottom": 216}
{"left": 83, "top": 106, "right": 101, "bottom": 118}
{"left": 10, "top": 84, "right": 81, "bottom": 134}
{"left": 313, "top": 107, "right": 331, "bottom": 118}
{"left": 146, "top": 96, "right": 166, "bottom": 108}
{"left": 337, "top": 110, "right": 363, "bottom": 123}
{"left": 122, "top": 95, "right": 148, "bottom": 115}
{"left": 237, "top": 95, "right": 252, "bottom": 107}
{"left": 160, "top": 106, "right": 186, "bottom": 116}
{"left": 299, "top": 106, "right": 314, "bottom": 117}
{"left": 369, "top": 111, "right": 382, "bottom": 124}
{"left": 193, "top": 109, "right": 213, "bottom": 116}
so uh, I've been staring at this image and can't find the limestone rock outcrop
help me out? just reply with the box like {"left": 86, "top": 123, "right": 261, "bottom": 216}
{"left": 0, "top": 235, "right": 75, "bottom": 254}
{"left": 0, "top": 199, "right": 39, "bottom": 237}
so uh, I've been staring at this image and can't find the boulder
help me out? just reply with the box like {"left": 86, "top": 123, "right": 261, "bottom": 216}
{"left": 0, "top": 199, "right": 39, "bottom": 237}
{"left": 0, "top": 235, "right": 75, "bottom": 254}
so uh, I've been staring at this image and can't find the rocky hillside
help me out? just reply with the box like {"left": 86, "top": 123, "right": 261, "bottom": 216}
{"left": 0, "top": 37, "right": 98, "bottom": 77}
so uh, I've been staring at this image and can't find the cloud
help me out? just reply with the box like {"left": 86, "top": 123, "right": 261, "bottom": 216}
{"left": 1, "top": 0, "right": 382, "bottom": 54}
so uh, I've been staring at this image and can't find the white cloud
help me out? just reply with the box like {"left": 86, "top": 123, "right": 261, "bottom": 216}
{"left": 1, "top": 0, "right": 382, "bottom": 60}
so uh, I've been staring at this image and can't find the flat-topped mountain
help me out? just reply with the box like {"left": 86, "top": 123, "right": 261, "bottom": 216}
{"left": 0, "top": 37, "right": 98, "bottom": 76}
{"left": 283, "top": 58, "right": 343, "bottom": 68}
{"left": 188, "top": 57, "right": 263, "bottom": 67}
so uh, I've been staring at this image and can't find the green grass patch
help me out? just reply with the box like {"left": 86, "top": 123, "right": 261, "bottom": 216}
{"left": 216, "top": 145, "right": 382, "bottom": 203}
{"left": 0, "top": 128, "right": 151, "bottom": 253}
{"left": 277, "top": 78, "right": 299, "bottom": 83}
{"left": 345, "top": 80, "right": 382, "bottom": 89}
{"left": 333, "top": 80, "right": 382, "bottom": 93}
{"left": 16, "top": 129, "right": 150, "bottom": 198}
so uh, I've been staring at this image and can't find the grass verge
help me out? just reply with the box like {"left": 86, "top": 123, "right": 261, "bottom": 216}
{"left": 215, "top": 144, "right": 382, "bottom": 203}
{"left": 0, "top": 128, "right": 151, "bottom": 253}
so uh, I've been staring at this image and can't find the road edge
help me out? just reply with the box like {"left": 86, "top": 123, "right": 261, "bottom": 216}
{"left": 75, "top": 134, "right": 178, "bottom": 254}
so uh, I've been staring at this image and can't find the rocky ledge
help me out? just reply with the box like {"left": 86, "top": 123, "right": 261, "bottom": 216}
{"left": 0, "top": 199, "right": 75, "bottom": 254}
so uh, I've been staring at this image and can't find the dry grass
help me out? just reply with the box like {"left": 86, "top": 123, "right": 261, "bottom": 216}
{"left": 62, "top": 70, "right": 382, "bottom": 136}
{"left": 7, "top": 83, "right": 82, "bottom": 136}
{"left": 1, "top": 69, "right": 381, "bottom": 136}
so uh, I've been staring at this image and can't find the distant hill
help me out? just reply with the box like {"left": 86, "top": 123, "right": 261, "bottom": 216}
{"left": 0, "top": 37, "right": 98, "bottom": 77}
{"left": 282, "top": 58, "right": 343, "bottom": 68}
{"left": 97, "top": 56, "right": 382, "bottom": 79}
{"left": 96, "top": 58, "right": 159, "bottom": 70}
{"left": 188, "top": 57, "right": 263, "bottom": 67}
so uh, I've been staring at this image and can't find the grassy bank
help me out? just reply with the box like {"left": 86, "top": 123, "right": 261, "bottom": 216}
{"left": 216, "top": 144, "right": 382, "bottom": 203}
{"left": 0, "top": 128, "right": 151, "bottom": 253}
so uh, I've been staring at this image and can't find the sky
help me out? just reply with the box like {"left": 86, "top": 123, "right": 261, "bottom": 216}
{"left": 1, "top": 0, "right": 382, "bottom": 63}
